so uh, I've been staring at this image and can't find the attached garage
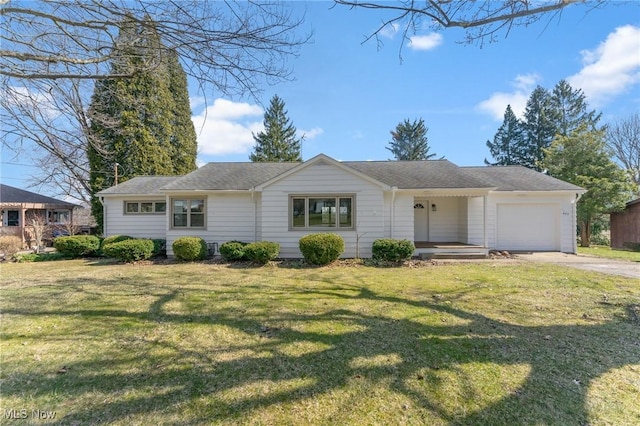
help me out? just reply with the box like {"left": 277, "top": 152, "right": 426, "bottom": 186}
{"left": 496, "top": 203, "right": 560, "bottom": 251}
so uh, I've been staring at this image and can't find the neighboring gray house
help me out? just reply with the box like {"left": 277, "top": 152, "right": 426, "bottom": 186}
{"left": 96, "top": 154, "right": 585, "bottom": 258}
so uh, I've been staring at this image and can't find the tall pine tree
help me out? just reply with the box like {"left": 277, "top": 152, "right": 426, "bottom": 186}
{"left": 485, "top": 105, "right": 525, "bottom": 166}
{"left": 387, "top": 118, "right": 438, "bottom": 160}
{"left": 88, "top": 15, "right": 197, "bottom": 232}
{"left": 250, "top": 95, "right": 302, "bottom": 162}
{"left": 520, "top": 86, "right": 558, "bottom": 171}
{"left": 550, "top": 79, "right": 602, "bottom": 137}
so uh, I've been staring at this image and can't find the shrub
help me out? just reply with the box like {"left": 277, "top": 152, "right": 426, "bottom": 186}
{"left": 0, "top": 235, "right": 23, "bottom": 257}
{"left": 244, "top": 241, "right": 280, "bottom": 264}
{"left": 151, "top": 239, "right": 166, "bottom": 256}
{"left": 103, "top": 239, "right": 154, "bottom": 262}
{"left": 15, "top": 252, "right": 71, "bottom": 263}
{"left": 172, "top": 236, "right": 207, "bottom": 261}
{"left": 299, "top": 233, "right": 344, "bottom": 265}
{"left": 54, "top": 235, "right": 100, "bottom": 257}
{"left": 219, "top": 240, "right": 249, "bottom": 261}
{"left": 101, "top": 235, "right": 133, "bottom": 250}
{"left": 372, "top": 238, "right": 415, "bottom": 262}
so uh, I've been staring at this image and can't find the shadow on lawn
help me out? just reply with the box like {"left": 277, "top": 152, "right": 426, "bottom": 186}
{"left": 2, "top": 278, "right": 639, "bottom": 424}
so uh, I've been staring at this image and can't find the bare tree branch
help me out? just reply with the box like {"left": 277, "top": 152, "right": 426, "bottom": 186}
{"left": 334, "top": 0, "right": 597, "bottom": 53}
{"left": 607, "top": 113, "right": 640, "bottom": 196}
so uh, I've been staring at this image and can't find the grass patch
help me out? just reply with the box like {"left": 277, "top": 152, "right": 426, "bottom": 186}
{"left": 578, "top": 245, "right": 640, "bottom": 262}
{"left": 1, "top": 259, "right": 639, "bottom": 425}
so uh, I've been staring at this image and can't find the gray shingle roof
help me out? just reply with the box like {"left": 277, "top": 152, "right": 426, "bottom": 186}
{"left": 96, "top": 157, "right": 584, "bottom": 195}
{"left": 461, "top": 166, "right": 584, "bottom": 191}
{"left": 161, "top": 162, "right": 299, "bottom": 191}
{"left": 344, "top": 160, "right": 494, "bottom": 189}
{"left": 0, "top": 184, "right": 77, "bottom": 206}
{"left": 96, "top": 176, "right": 178, "bottom": 195}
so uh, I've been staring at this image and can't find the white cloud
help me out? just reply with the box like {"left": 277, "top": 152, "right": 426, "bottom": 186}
{"left": 477, "top": 73, "right": 541, "bottom": 120}
{"left": 379, "top": 22, "right": 400, "bottom": 39}
{"left": 568, "top": 25, "right": 640, "bottom": 106}
{"left": 408, "top": 33, "right": 443, "bottom": 51}
{"left": 299, "top": 127, "right": 324, "bottom": 139}
{"left": 191, "top": 98, "right": 263, "bottom": 155}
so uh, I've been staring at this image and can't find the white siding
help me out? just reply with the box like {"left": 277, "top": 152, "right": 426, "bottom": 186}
{"left": 486, "top": 193, "right": 577, "bottom": 253}
{"left": 466, "top": 196, "right": 486, "bottom": 246}
{"left": 391, "top": 193, "right": 414, "bottom": 241}
{"left": 428, "top": 197, "right": 460, "bottom": 242}
{"left": 260, "top": 163, "right": 386, "bottom": 258}
{"left": 166, "top": 193, "right": 256, "bottom": 256}
{"left": 102, "top": 196, "right": 166, "bottom": 239}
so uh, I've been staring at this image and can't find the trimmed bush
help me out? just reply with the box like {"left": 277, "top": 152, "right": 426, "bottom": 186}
{"left": 372, "top": 238, "right": 415, "bottom": 262}
{"left": 54, "top": 235, "right": 100, "bottom": 257}
{"left": 103, "top": 239, "right": 154, "bottom": 263}
{"left": 0, "top": 235, "right": 23, "bottom": 257}
{"left": 172, "top": 236, "right": 207, "bottom": 261}
{"left": 299, "top": 233, "right": 344, "bottom": 265}
{"left": 219, "top": 240, "right": 249, "bottom": 261}
{"left": 101, "top": 234, "right": 133, "bottom": 248}
{"left": 244, "top": 241, "right": 280, "bottom": 264}
{"left": 151, "top": 239, "right": 166, "bottom": 256}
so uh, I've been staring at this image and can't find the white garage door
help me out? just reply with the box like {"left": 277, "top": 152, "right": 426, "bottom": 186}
{"left": 497, "top": 204, "right": 559, "bottom": 251}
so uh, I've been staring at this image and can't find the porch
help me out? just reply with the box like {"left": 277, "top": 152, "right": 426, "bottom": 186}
{"left": 414, "top": 241, "right": 489, "bottom": 260}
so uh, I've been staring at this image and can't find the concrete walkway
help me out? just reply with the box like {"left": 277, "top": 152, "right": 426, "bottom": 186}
{"left": 515, "top": 252, "right": 640, "bottom": 279}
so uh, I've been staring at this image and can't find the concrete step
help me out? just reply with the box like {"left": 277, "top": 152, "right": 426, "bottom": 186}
{"left": 420, "top": 252, "right": 488, "bottom": 260}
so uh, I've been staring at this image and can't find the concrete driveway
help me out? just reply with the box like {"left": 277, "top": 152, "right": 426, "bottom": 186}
{"left": 515, "top": 252, "right": 640, "bottom": 279}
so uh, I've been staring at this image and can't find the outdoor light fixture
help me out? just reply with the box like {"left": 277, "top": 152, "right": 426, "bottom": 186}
{"left": 431, "top": 203, "right": 437, "bottom": 212}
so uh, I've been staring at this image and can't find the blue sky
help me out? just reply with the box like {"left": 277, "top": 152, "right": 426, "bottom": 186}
{"left": 2, "top": 1, "right": 640, "bottom": 198}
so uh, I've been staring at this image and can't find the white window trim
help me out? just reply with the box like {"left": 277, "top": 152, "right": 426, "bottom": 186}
{"left": 123, "top": 200, "right": 167, "bottom": 215}
{"left": 289, "top": 194, "right": 355, "bottom": 230}
{"left": 170, "top": 198, "right": 206, "bottom": 229}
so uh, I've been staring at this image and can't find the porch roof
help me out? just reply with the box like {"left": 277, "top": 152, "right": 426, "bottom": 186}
{"left": 0, "top": 184, "right": 77, "bottom": 207}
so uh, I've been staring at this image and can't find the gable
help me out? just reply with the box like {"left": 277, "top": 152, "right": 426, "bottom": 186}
{"left": 260, "top": 159, "right": 386, "bottom": 193}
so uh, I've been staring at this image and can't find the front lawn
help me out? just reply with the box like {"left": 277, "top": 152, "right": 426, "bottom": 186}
{"left": 578, "top": 245, "right": 640, "bottom": 262}
{"left": 1, "top": 259, "right": 638, "bottom": 425}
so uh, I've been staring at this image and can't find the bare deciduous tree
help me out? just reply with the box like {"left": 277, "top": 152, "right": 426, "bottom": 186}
{"left": 1, "top": 0, "right": 308, "bottom": 202}
{"left": 334, "top": 0, "right": 596, "bottom": 54}
{"left": 607, "top": 113, "right": 640, "bottom": 196}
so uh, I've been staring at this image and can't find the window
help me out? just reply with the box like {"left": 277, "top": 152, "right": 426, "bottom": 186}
{"left": 7, "top": 210, "right": 19, "bottom": 227}
{"left": 290, "top": 195, "right": 354, "bottom": 229}
{"left": 172, "top": 198, "right": 205, "bottom": 228}
{"left": 124, "top": 201, "right": 166, "bottom": 215}
{"left": 50, "top": 210, "right": 70, "bottom": 224}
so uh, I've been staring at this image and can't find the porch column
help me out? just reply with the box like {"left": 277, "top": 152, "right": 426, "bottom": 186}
{"left": 483, "top": 195, "right": 488, "bottom": 248}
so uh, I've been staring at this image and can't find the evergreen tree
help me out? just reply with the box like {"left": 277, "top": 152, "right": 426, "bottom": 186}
{"left": 550, "top": 79, "right": 602, "bottom": 137}
{"left": 88, "top": 16, "right": 197, "bottom": 232}
{"left": 387, "top": 118, "right": 438, "bottom": 160}
{"left": 541, "top": 125, "right": 633, "bottom": 247}
{"left": 166, "top": 47, "right": 198, "bottom": 174}
{"left": 485, "top": 105, "right": 525, "bottom": 166}
{"left": 520, "top": 86, "right": 558, "bottom": 171}
{"left": 250, "top": 95, "right": 303, "bottom": 162}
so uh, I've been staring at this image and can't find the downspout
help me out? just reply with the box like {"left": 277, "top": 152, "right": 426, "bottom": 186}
{"left": 251, "top": 188, "right": 257, "bottom": 242}
{"left": 390, "top": 187, "right": 397, "bottom": 239}
{"left": 98, "top": 196, "right": 106, "bottom": 236}
{"left": 483, "top": 195, "right": 488, "bottom": 249}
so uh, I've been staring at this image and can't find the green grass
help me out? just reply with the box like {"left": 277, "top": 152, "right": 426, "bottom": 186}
{"left": 578, "top": 245, "right": 640, "bottom": 262}
{"left": 1, "top": 259, "right": 639, "bottom": 425}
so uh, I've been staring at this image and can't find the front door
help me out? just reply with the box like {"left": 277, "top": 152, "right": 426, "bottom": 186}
{"left": 413, "top": 201, "right": 428, "bottom": 241}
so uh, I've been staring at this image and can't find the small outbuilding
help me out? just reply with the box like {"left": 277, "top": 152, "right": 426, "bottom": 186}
{"left": 610, "top": 198, "right": 640, "bottom": 250}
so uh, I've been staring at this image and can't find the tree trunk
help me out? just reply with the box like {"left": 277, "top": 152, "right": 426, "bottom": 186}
{"left": 579, "top": 219, "right": 591, "bottom": 247}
